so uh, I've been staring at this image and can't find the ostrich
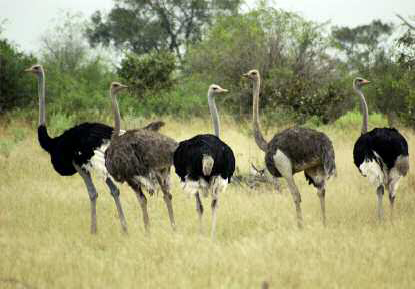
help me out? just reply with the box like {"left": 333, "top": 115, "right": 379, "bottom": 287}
{"left": 105, "top": 82, "right": 178, "bottom": 232}
{"left": 25, "top": 64, "right": 162, "bottom": 234}
{"left": 242, "top": 69, "right": 336, "bottom": 228}
{"left": 173, "top": 84, "right": 235, "bottom": 238}
{"left": 352, "top": 77, "right": 409, "bottom": 221}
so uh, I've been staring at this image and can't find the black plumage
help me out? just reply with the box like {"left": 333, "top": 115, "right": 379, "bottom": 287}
{"left": 352, "top": 77, "right": 410, "bottom": 221}
{"left": 173, "top": 134, "right": 236, "bottom": 183}
{"left": 38, "top": 123, "right": 113, "bottom": 176}
{"left": 353, "top": 128, "right": 408, "bottom": 172}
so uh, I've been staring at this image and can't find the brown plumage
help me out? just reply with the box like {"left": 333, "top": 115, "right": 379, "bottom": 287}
{"left": 104, "top": 82, "right": 178, "bottom": 232}
{"left": 243, "top": 69, "right": 336, "bottom": 228}
{"left": 106, "top": 129, "right": 177, "bottom": 183}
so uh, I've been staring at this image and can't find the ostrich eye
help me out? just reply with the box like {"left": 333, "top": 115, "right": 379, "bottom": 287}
{"left": 252, "top": 72, "right": 257, "bottom": 75}
{"left": 213, "top": 87, "right": 217, "bottom": 90}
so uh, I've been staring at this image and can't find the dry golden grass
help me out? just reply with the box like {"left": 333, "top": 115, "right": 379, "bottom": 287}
{"left": 1, "top": 116, "right": 415, "bottom": 289}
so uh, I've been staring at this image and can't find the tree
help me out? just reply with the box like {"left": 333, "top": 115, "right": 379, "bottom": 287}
{"left": 331, "top": 20, "right": 394, "bottom": 72}
{"left": 40, "top": 12, "right": 90, "bottom": 73}
{"left": 185, "top": 7, "right": 351, "bottom": 123}
{"left": 86, "top": 0, "right": 242, "bottom": 61}
{"left": 396, "top": 14, "right": 415, "bottom": 31}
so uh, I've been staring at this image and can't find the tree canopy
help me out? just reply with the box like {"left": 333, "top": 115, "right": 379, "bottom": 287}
{"left": 86, "top": 0, "right": 242, "bottom": 60}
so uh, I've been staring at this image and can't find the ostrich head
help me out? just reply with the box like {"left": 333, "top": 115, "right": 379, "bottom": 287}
{"left": 242, "top": 69, "right": 260, "bottom": 81}
{"left": 24, "top": 64, "right": 44, "bottom": 76}
{"left": 208, "top": 84, "right": 228, "bottom": 95}
{"left": 111, "top": 82, "right": 128, "bottom": 95}
{"left": 353, "top": 77, "right": 370, "bottom": 89}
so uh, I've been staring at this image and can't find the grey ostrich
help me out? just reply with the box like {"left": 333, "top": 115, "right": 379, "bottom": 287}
{"left": 242, "top": 69, "right": 336, "bottom": 228}
{"left": 105, "top": 82, "right": 178, "bottom": 232}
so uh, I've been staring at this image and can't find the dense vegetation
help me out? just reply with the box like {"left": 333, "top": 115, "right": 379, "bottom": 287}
{"left": 1, "top": 2, "right": 414, "bottom": 129}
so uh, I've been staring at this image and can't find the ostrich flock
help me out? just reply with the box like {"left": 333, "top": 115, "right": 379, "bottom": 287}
{"left": 24, "top": 64, "right": 409, "bottom": 238}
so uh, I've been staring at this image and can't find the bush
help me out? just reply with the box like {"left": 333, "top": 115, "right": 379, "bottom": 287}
{"left": 0, "top": 39, "right": 37, "bottom": 114}
{"left": 117, "top": 50, "right": 176, "bottom": 97}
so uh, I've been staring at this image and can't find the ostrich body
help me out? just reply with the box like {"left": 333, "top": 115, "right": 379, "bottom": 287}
{"left": 352, "top": 78, "right": 409, "bottom": 220}
{"left": 105, "top": 82, "right": 178, "bottom": 232}
{"left": 25, "top": 64, "right": 162, "bottom": 234}
{"left": 243, "top": 69, "right": 336, "bottom": 228}
{"left": 173, "top": 84, "right": 235, "bottom": 238}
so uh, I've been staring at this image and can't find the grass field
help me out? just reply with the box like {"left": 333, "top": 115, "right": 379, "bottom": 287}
{"left": 1, "top": 115, "right": 415, "bottom": 289}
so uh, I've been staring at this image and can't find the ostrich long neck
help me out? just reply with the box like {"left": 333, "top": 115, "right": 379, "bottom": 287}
{"left": 252, "top": 77, "right": 268, "bottom": 152}
{"left": 38, "top": 70, "right": 46, "bottom": 126}
{"left": 208, "top": 91, "right": 220, "bottom": 137}
{"left": 111, "top": 90, "right": 121, "bottom": 139}
{"left": 354, "top": 85, "right": 369, "bottom": 134}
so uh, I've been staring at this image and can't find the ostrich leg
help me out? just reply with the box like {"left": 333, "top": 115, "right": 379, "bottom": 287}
{"left": 285, "top": 177, "right": 303, "bottom": 229}
{"left": 317, "top": 186, "right": 326, "bottom": 226}
{"left": 195, "top": 192, "right": 204, "bottom": 233}
{"left": 387, "top": 176, "right": 401, "bottom": 221}
{"left": 211, "top": 197, "right": 219, "bottom": 240}
{"left": 105, "top": 178, "right": 128, "bottom": 233}
{"left": 128, "top": 181, "right": 150, "bottom": 232}
{"left": 74, "top": 163, "right": 98, "bottom": 234}
{"left": 273, "top": 151, "right": 303, "bottom": 229}
{"left": 376, "top": 185, "right": 385, "bottom": 221}
{"left": 156, "top": 169, "right": 176, "bottom": 230}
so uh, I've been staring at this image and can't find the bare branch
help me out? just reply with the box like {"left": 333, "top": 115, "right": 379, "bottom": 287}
{"left": 396, "top": 14, "right": 415, "bottom": 30}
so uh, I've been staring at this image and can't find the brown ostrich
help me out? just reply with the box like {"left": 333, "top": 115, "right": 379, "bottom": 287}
{"left": 105, "top": 82, "right": 178, "bottom": 232}
{"left": 243, "top": 69, "right": 336, "bottom": 228}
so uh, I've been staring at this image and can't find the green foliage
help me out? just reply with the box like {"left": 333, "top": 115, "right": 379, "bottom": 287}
{"left": 86, "top": 0, "right": 242, "bottom": 60}
{"left": 33, "top": 12, "right": 117, "bottom": 125}
{"left": 118, "top": 75, "right": 210, "bottom": 119}
{"left": 185, "top": 7, "right": 352, "bottom": 123}
{"left": 0, "top": 38, "right": 37, "bottom": 114}
{"left": 117, "top": 51, "right": 176, "bottom": 96}
{"left": 333, "top": 111, "right": 387, "bottom": 130}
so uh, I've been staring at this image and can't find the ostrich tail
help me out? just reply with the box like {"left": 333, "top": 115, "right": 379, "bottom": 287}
{"left": 395, "top": 155, "right": 409, "bottom": 177}
{"left": 322, "top": 145, "right": 336, "bottom": 178}
{"left": 202, "top": 154, "right": 214, "bottom": 176}
{"left": 143, "top": 121, "right": 165, "bottom": 131}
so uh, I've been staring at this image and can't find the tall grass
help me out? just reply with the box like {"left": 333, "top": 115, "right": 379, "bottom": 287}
{"left": 0, "top": 114, "right": 414, "bottom": 289}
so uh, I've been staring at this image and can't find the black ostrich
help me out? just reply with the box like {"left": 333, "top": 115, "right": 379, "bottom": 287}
{"left": 25, "top": 64, "right": 162, "bottom": 234}
{"left": 352, "top": 77, "right": 409, "bottom": 221}
{"left": 173, "top": 84, "right": 235, "bottom": 238}
{"left": 242, "top": 69, "right": 336, "bottom": 228}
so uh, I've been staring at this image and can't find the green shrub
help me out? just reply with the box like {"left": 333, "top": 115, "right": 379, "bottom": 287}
{"left": 0, "top": 39, "right": 37, "bottom": 114}
{"left": 117, "top": 50, "right": 176, "bottom": 97}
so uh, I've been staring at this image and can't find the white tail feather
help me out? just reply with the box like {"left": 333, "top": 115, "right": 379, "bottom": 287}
{"left": 202, "top": 155, "right": 214, "bottom": 176}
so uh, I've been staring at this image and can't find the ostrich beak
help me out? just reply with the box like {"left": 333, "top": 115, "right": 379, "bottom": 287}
{"left": 24, "top": 68, "right": 33, "bottom": 73}
{"left": 362, "top": 79, "right": 370, "bottom": 85}
{"left": 242, "top": 73, "right": 249, "bottom": 78}
{"left": 221, "top": 88, "right": 229, "bottom": 93}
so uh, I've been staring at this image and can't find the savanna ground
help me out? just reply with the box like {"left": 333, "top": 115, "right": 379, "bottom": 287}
{"left": 1, "top": 114, "right": 415, "bottom": 289}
